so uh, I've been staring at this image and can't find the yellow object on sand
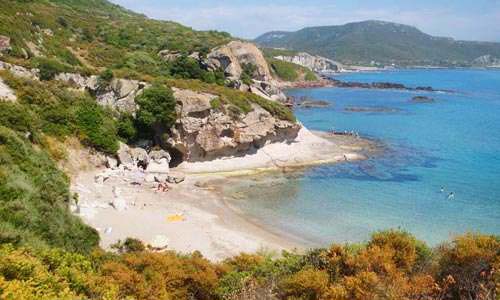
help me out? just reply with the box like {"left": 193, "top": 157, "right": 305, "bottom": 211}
{"left": 166, "top": 214, "right": 185, "bottom": 222}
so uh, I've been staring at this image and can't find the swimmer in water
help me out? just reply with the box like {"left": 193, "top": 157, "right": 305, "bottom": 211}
{"left": 448, "top": 192, "right": 455, "bottom": 200}
{"left": 440, "top": 186, "right": 445, "bottom": 193}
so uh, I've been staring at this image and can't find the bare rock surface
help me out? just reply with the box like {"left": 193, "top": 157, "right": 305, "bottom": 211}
{"left": 275, "top": 52, "right": 342, "bottom": 72}
{"left": 168, "top": 89, "right": 300, "bottom": 162}
{"left": 0, "top": 61, "right": 39, "bottom": 80}
{"left": 207, "top": 41, "right": 272, "bottom": 81}
{"left": 0, "top": 77, "right": 16, "bottom": 102}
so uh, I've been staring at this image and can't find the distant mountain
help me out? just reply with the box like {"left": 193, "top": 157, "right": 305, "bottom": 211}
{"left": 255, "top": 21, "right": 500, "bottom": 66}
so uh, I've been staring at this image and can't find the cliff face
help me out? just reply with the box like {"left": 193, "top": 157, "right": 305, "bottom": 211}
{"left": 167, "top": 88, "right": 300, "bottom": 163}
{"left": 274, "top": 52, "right": 342, "bottom": 73}
{"left": 27, "top": 66, "right": 299, "bottom": 164}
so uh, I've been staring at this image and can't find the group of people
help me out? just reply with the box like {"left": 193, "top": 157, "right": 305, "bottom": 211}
{"left": 156, "top": 182, "right": 170, "bottom": 193}
{"left": 440, "top": 186, "right": 455, "bottom": 200}
{"left": 329, "top": 128, "right": 361, "bottom": 138}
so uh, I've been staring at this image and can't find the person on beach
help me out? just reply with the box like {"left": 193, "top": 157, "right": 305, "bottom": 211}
{"left": 156, "top": 183, "right": 170, "bottom": 193}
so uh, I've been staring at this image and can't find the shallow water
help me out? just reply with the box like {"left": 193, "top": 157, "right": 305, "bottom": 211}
{"left": 225, "top": 69, "right": 500, "bottom": 246}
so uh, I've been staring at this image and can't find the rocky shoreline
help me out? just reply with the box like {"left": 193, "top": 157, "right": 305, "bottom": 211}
{"left": 70, "top": 129, "right": 379, "bottom": 259}
{"left": 281, "top": 75, "right": 453, "bottom": 93}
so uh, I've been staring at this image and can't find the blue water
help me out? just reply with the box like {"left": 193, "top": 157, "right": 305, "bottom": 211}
{"left": 226, "top": 69, "right": 500, "bottom": 246}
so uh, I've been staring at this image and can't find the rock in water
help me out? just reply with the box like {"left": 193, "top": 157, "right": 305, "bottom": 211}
{"left": 411, "top": 96, "right": 435, "bottom": 103}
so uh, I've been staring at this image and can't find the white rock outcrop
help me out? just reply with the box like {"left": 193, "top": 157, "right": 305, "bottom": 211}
{"left": 0, "top": 78, "right": 16, "bottom": 102}
{"left": 275, "top": 52, "right": 342, "bottom": 73}
{"left": 0, "top": 61, "right": 39, "bottom": 80}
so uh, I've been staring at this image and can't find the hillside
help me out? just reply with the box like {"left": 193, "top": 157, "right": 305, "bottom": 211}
{"left": 255, "top": 20, "right": 500, "bottom": 66}
{"left": 0, "top": 0, "right": 231, "bottom": 78}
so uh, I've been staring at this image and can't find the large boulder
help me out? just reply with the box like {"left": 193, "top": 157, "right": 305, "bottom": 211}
{"left": 173, "top": 88, "right": 216, "bottom": 118}
{"left": 54, "top": 74, "right": 148, "bottom": 114}
{"left": 117, "top": 142, "right": 149, "bottom": 168}
{"left": 146, "top": 149, "right": 171, "bottom": 174}
{"left": 206, "top": 41, "right": 272, "bottom": 81}
{"left": 96, "top": 79, "right": 149, "bottom": 114}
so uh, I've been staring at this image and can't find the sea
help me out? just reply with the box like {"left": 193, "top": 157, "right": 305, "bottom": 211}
{"left": 224, "top": 68, "right": 500, "bottom": 247}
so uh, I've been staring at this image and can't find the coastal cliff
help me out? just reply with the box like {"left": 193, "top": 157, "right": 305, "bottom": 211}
{"left": 274, "top": 52, "right": 343, "bottom": 73}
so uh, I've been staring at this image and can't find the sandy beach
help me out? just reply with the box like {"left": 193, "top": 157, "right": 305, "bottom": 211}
{"left": 70, "top": 129, "right": 379, "bottom": 261}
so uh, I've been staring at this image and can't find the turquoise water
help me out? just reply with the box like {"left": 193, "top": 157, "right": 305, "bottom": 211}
{"left": 226, "top": 69, "right": 500, "bottom": 246}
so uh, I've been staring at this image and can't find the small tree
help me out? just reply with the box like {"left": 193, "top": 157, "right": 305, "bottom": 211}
{"left": 241, "top": 63, "right": 257, "bottom": 85}
{"left": 135, "top": 84, "right": 176, "bottom": 143}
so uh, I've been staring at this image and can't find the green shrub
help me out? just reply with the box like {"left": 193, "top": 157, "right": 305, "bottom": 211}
{"left": 32, "top": 58, "right": 70, "bottom": 81}
{"left": 135, "top": 84, "right": 177, "bottom": 140}
{"left": 0, "top": 102, "right": 39, "bottom": 135}
{"left": 170, "top": 55, "right": 205, "bottom": 79}
{"left": 75, "top": 101, "right": 119, "bottom": 154}
{"left": 0, "top": 126, "right": 99, "bottom": 253}
{"left": 98, "top": 68, "right": 114, "bottom": 87}
{"left": 304, "top": 70, "right": 318, "bottom": 81}
{"left": 268, "top": 59, "right": 299, "bottom": 81}
{"left": 116, "top": 113, "right": 137, "bottom": 143}
{"left": 241, "top": 63, "right": 257, "bottom": 85}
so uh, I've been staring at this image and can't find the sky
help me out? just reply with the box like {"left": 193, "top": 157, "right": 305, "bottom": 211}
{"left": 110, "top": 0, "right": 500, "bottom": 42}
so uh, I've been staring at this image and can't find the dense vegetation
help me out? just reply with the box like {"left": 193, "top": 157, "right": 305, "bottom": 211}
{"left": 255, "top": 20, "right": 500, "bottom": 66}
{"left": 0, "top": 0, "right": 231, "bottom": 79}
{"left": 261, "top": 49, "right": 317, "bottom": 82}
{"left": 0, "top": 231, "right": 498, "bottom": 299}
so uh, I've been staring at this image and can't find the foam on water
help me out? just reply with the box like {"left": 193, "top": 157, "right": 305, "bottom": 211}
{"left": 225, "top": 69, "right": 500, "bottom": 246}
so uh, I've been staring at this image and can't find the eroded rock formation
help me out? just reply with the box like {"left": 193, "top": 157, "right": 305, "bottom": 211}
{"left": 167, "top": 88, "right": 300, "bottom": 162}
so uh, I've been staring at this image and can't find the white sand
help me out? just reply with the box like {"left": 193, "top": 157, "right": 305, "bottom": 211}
{"left": 176, "top": 127, "right": 366, "bottom": 175}
{"left": 72, "top": 171, "right": 300, "bottom": 261}
{"left": 71, "top": 129, "right": 375, "bottom": 261}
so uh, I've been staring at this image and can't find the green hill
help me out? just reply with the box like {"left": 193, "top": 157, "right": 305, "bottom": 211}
{"left": 0, "top": 0, "right": 231, "bottom": 78}
{"left": 255, "top": 20, "right": 500, "bottom": 66}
